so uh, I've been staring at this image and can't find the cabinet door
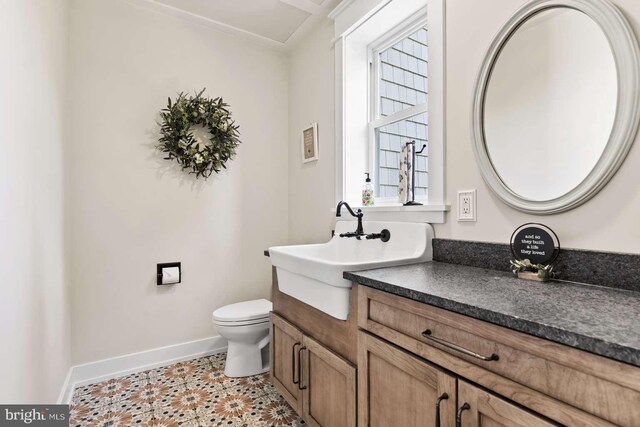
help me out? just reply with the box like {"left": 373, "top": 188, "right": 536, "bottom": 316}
{"left": 358, "top": 331, "right": 457, "bottom": 427}
{"left": 270, "top": 313, "right": 304, "bottom": 414}
{"left": 302, "top": 335, "right": 356, "bottom": 427}
{"left": 457, "top": 380, "right": 556, "bottom": 427}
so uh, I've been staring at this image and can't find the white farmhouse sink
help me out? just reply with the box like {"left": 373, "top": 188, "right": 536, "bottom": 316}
{"left": 269, "top": 221, "right": 434, "bottom": 320}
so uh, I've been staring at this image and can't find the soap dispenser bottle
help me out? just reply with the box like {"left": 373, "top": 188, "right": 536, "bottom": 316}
{"left": 362, "top": 173, "right": 374, "bottom": 206}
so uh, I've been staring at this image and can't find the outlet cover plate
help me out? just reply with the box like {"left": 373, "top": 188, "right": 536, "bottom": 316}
{"left": 457, "top": 190, "right": 477, "bottom": 222}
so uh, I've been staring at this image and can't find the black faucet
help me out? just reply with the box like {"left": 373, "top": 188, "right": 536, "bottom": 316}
{"left": 336, "top": 201, "right": 365, "bottom": 239}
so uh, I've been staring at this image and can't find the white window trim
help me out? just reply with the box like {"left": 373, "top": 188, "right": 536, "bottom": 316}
{"left": 332, "top": 0, "right": 448, "bottom": 223}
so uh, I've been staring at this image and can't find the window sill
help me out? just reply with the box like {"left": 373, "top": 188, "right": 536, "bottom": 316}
{"left": 357, "top": 204, "right": 449, "bottom": 212}
{"left": 331, "top": 204, "right": 450, "bottom": 223}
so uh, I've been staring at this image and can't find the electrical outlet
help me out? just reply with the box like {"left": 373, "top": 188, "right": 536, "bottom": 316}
{"left": 457, "top": 190, "right": 476, "bottom": 222}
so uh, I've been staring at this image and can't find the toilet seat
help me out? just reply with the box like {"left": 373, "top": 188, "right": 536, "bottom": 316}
{"left": 212, "top": 299, "right": 272, "bottom": 325}
{"left": 214, "top": 318, "right": 270, "bottom": 327}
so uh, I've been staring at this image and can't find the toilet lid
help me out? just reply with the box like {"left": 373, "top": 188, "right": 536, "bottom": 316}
{"left": 212, "top": 299, "right": 272, "bottom": 323}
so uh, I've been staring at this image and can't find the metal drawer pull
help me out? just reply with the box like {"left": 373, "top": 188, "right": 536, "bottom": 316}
{"left": 297, "top": 346, "right": 307, "bottom": 390}
{"left": 421, "top": 329, "right": 499, "bottom": 361}
{"left": 292, "top": 342, "right": 301, "bottom": 385}
{"left": 435, "top": 392, "right": 448, "bottom": 427}
{"left": 456, "top": 403, "right": 470, "bottom": 427}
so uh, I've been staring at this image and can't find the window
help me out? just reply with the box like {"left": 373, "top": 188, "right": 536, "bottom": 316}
{"left": 370, "top": 25, "right": 428, "bottom": 201}
{"left": 332, "top": 0, "right": 445, "bottom": 221}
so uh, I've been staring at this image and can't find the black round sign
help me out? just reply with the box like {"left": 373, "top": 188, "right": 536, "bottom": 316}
{"left": 510, "top": 224, "right": 559, "bottom": 265}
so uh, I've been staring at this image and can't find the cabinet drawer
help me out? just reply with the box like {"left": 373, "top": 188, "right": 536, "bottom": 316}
{"left": 358, "top": 286, "right": 640, "bottom": 427}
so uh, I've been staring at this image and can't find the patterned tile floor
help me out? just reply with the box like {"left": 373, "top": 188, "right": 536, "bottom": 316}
{"left": 70, "top": 353, "right": 305, "bottom": 427}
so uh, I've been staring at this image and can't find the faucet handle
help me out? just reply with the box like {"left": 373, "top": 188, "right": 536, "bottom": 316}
{"left": 365, "top": 229, "right": 391, "bottom": 242}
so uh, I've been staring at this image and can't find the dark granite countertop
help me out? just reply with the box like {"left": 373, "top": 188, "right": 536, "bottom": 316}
{"left": 344, "top": 262, "right": 640, "bottom": 367}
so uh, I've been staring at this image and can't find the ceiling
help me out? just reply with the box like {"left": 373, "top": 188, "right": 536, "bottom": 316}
{"left": 147, "top": 0, "right": 341, "bottom": 48}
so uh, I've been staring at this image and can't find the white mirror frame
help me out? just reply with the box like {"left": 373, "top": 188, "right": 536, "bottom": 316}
{"left": 471, "top": 0, "right": 640, "bottom": 214}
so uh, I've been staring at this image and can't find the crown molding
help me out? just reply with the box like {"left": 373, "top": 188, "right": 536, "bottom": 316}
{"left": 283, "top": 0, "right": 341, "bottom": 49}
{"left": 328, "top": 0, "right": 356, "bottom": 20}
{"left": 280, "top": 0, "right": 322, "bottom": 15}
{"left": 123, "top": 0, "right": 288, "bottom": 51}
{"left": 123, "top": 0, "right": 341, "bottom": 52}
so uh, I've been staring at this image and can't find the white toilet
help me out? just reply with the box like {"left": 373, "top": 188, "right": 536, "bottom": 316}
{"left": 212, "top": 298, "right": 272, "bottom": 377}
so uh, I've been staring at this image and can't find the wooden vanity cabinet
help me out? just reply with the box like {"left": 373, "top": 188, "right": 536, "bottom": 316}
{"left": 270, "top": 313, "right": 357, "bottom": 427}
{"left": 271, "top": 262, "right": 640, "bottom": 427}
{"left": 358, "top": 286, "right": 640, "bottom": 426}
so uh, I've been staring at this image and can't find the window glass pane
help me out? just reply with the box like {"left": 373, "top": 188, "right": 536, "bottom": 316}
{"left": 376, "top": 113, "right": 428, "bottom": 198}
{"left": 379, "top": 27, "right": 427, "bottom": 116}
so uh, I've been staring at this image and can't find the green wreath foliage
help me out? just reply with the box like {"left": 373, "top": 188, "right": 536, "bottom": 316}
{"left": 158, "top": 89, "right": 240, "bottom": 178}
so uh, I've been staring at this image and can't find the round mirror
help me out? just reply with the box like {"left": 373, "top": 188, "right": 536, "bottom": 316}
{"left": 485, "top": 8, "right": 616, "bottom": 201}
{"left": 472, "top": 0, "right": 640, "bottom": 214}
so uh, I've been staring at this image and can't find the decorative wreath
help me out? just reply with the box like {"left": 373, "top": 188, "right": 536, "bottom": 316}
{"left": 157, "top": 89, "right": 240, "bottom": 178}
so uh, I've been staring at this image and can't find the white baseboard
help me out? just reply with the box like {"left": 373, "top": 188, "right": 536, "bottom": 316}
{"left": 57, "top": 367, "right": 74, "bottom": 405}
{"left": 58, "top": 336, "right": 227, "bottom": 404}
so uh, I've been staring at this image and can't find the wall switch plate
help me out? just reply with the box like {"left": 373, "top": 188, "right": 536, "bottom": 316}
{"left": 457, "top": 190, "right": 476, "bottom": 222}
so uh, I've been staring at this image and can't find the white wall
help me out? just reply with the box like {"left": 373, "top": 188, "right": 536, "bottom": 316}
{"left": 66, "top": 0, "right": 290, "bottom": 364}
{"left": 0, "top": 0, "right": 71, "bottom": 402}
{"left": 288, "top": 0, "right": 640, "bottom": 254}
{"left": 288, "top": 20, "right": 336, "bottom": 244}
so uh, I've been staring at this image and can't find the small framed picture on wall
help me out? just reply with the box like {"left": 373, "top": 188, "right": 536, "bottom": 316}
{"left": 301, "top": 123, "right": 318, "bottom": 163}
